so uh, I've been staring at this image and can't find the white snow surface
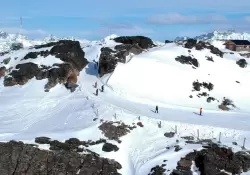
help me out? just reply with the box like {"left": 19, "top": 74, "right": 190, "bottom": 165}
{"left": 0, "top": 35, "right": 250, "bottom": 175}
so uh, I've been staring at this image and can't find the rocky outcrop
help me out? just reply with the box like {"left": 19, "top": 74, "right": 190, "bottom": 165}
{"left": 0, "top": 140, "right": 122, "bottom": 175}
{"left": 3, "top": 40, "right": 88, "bottom": 91}
{"left": 98, "top": 44, "right": 144, "bottom": 77}
{"left": 218, "top": 97, "right": 236, "bottom": 111}
{"left": 113, "top": 36, "right": 154, "bottom": 49}
{"left": 102, "top": 143, "right": 119, "bottom": 152}
{"left": 192, "top": 80, "right": 214, "bottom": 91}
{"left": 175, "top": 55, "right": 199, "bottom": 68}
{"left": 98, "top": 121, "right": 136, "bottom": 142}
{"left": 170, "top": 145, "right": 250, "bottom": 175}
{"left": 98, "top": 36, "right": 154, "bottom": 77}
{"left": 183, "top": 39, "right": 224, "bottom": 57}
{"left": 236, "top": 59, "right": 248, "bottom": 68}
{"left": 22, "top": 50, "right": 50, "bottom": 60}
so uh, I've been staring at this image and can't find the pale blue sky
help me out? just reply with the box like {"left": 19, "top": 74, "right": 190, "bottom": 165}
{"left": 1, "top": 0, "right": 250, "bottom": 41}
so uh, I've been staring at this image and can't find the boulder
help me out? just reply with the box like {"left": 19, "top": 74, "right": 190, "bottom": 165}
{"left": 164, "top": 132, "right": 175, "bottom": 138}
{"left": 0, "top": 140, "right": 122, "bottom": 175}
{"left": 102, "top": 143, "right": 119, "bottom": 152}
{"left": 175, "top": 55, "right": 199, "bottom": 68}
{"left": 35, "top": 137, "right": 51, "bottom": 144}
{"left": 0, "top": 66, "right": 6, "bottom": 78}
{"left": 113, "top": 36, "right": 154, "bottom": 49}
{"left": 236, "top": 59, "right": 248, "bottom": 68}
{"left": 22, "top": 50, "right": 50, "bottom": 60}
{"left": 98, "top": 121, "right": 136, "bottom": 142}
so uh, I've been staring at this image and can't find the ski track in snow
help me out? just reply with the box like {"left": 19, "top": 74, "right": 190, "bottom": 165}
{"left": 0, "top": 40, "right": 250, "bottom": 175}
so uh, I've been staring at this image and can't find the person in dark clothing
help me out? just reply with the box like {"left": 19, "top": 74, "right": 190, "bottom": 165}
{"left": 155, "top": 105, "right": 158, "bottom": 113}
{"left": 94, "top": 82, "right": 97, "bottom": 88}
{"left": 96, "top": 89, "right": 99, "bottom": 96}
{"left": 101, "top": 85, "right": 104, "bottom": 92}
{"left": 200, "top": 107, "right": 202, "bottom": 115}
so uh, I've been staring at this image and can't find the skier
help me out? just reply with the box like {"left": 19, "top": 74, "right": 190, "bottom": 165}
{"left": 155, "top": 105, "right": 158, "bottom": 113}
{"left": 94, "top": 82, "right": 97, "bottom": 88}
{"left": 101, "top": 85, "right": 104, "bottom": 92}
{"left": 200, "top": 107, "right": 203, "bottom": 116}
{"left": 96, "top": 89, "right": 99, "bottom": 96}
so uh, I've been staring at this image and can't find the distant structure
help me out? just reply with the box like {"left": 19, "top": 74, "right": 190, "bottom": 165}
{"left": 19, "top": 16, "right": 23, "bottom": 35}
{"left": 224, "top": 40, "right": 250, "bottom": 52}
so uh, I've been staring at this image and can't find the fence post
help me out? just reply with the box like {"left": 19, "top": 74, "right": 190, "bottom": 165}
{"left": 242, "top": 137, "right": 246, "bottom": 150}
{"left": 197, "top": 129, "right": 200, "bottom": 140}
{"left": 175, "top": 125, "right": 177, "bottom": 134}
{"left": 218, "top": 132, "right": 221, "bottom": 143}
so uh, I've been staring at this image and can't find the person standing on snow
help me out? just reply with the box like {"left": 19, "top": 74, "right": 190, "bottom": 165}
{"left": 155, "top": 105, "right": 158, "bottom": 113}
{"left": 200, "top": 107, "right": 202, "bottom": 115}
{"left": 94, "top": 82, "right": 97, "bottom": 88}
{"left": 101, "top": 85, "right": 104, "bottom": 92}
{"left": 96, "top": 89, "right": 99, "bottom": 96}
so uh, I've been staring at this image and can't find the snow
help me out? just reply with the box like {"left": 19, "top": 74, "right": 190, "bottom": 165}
{"left": 176, "top": 30, "right": 250, "bottom": 41}
{"left": 0, "top": 35, "right": 250, "bottom": 175}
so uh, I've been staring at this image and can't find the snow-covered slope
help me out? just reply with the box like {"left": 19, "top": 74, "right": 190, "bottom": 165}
{"left": 176, "top": 30, "right": 250, "bottom": 41}
{"left": 0, "top": 35, "right": 250, "bottom": 175}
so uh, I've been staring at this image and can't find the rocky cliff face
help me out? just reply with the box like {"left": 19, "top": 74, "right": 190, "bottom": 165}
{"left": 98, "top": 36, "right": 154, "bottom": 77}
{"left": 0, "top": 140, "right": 122, "bottom": 175}
{"left": 3, "top": 40, "right": 88, "bottom": 91}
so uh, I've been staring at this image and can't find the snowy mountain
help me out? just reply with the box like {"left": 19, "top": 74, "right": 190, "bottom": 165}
{"left": 175, "top": 30, "right": 250, "bottom": 41}
{"left": 0, "top": 31, "right": 78, "bottom": 53}
{"left": 0, "top": 35, "right": 250, "bottom": 175}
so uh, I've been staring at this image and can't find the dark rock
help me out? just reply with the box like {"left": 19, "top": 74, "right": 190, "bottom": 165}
{"left": 0, "top": 51, "right": 9, "bottom": 56}
{"left": 207, "top": 97, "right": 216, "bottom": 103}
{"left": 181, "top": 136, "right": 194, "bottom": 141}
{"left": 193, "top": 80, "right": 214, "bottom": 92}
{"left": 113, "top": 36, "right": 154, "bottom": 49}
{"left": 98, "top": 121, "right": 135, "bottom": 142}
{"left": 98, "top": 47, "right": 118, "bottom": 77}
{"left": 236, "top": 81, "right": 240, "bottom": 83}
{"left": 206, "top": 56, "right": 214, "bottom": 62}
{"left": 189, "top": 95, "right": 193, "bottom": 98}
{"left": 22, "top": 50, "right": 50, "bottom": 60}
{"left": 0, "top": 141, "right": 122, "bottom": 175}
{"left": 218, "top": 97, "right": 236, "bottom": 111}
{"left": 137, "top": 122, "right": 144, "bottom": 127}
{"left": 236, "top": 59, "right": 248, "bottom": 68}
{"left": 2, "top": 57, "right": 11, "bottom": 64}
{"left": 50, "top": 40, "right": 88, "bottom": 71}
{"left": 4, "top": 63, "right": 40, "bottom": 86}
{"left": 102, "top": 143, "right": 119, "bottom": 152}
{"left": 35, "top": 137, "right": 51, "bottom": 144}
{"left": 175, "top": 55, "right": 199, "bottom": 67}
{"left": 3, "top": 40, "right": 88, "bottom": 91}
{"left": 184, "top": 39, "right": 197, "bottom": 49}
{"left": 164, "top": 132, "right": 175, "bottom": 138}
{"left": 171, "top": 146, "right": 250, "bottom": 175}
{"left": 0, "top": 66, "right": 6, "bottom": 78}
{"left": 165, "top": 40, "right": 172, "bottom": 43}
{"left": 65, "top": 138, "right": 81, "bottom": 146}
{"left": 10, "top": 42, "right": 23, "bottom": 50}
{"left": 177, "top": 159, "right": 192, "bottom": 171}
{"left": 149, "top": 165, "right": 166, "bottom": 175}
{"left": 232, "top": 142, "right": 238, "bottom": 145}
{"left": 174, "top": 145, "right": 182, "bottom": 152}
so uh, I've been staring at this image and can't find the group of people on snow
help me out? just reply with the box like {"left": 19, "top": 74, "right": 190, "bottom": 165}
{"left": 154, "top": 105, "right": 203, "bottom": 115}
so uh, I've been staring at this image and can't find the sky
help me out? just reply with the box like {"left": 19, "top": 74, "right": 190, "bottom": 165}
{"left": 1, "top": 0, "right": 250, "bottom": 41}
